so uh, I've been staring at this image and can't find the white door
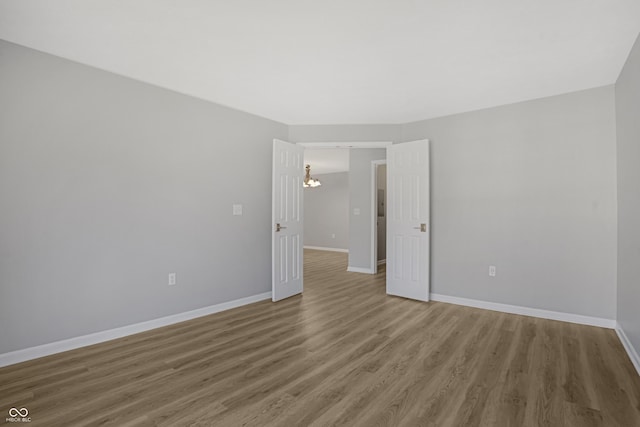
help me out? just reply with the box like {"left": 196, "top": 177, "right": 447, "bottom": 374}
{"left": 386, "top": 139, "right": 430, "bottom": 301}
{"left": 272, "top": 139, "right": 304, "bottom": 302}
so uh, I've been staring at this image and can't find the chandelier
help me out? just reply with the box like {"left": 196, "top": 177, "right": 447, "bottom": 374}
{"left": 303, "top": 164, "right": 321, "bottom": 188}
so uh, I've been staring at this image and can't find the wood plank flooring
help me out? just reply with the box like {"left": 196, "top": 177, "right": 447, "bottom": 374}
{"left": 1, "top": 249, "right": 640, "bottom": 426}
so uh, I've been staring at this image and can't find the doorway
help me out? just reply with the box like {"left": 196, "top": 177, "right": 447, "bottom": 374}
{"left": 371, "top": 160, "right": 387, "bottom": 274}
{"left": 298, "top": 141, "right": 391, "bottom": 276}
{"left": 302, "top": 148, "right": 350, "bottom": 253}
{"left": 273, "top": 139, "right": 430, "bottom": 303}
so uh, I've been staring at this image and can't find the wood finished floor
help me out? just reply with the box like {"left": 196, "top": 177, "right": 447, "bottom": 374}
{"left": 1, "top": 249, "right": 640, "bottom": 426}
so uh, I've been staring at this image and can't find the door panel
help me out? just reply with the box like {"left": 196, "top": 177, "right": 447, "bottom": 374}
{"left": 386, "top": 139, "right": 430, "bottom": 301}
{"left": 272, "top": 139, "right": 304, "bottom": 302}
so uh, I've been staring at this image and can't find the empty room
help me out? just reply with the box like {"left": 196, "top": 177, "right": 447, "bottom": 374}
{"left": 1, "top": 1, "right": 640, "bottom": 426}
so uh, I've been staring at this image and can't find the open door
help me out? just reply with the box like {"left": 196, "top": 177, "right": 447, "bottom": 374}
{"left": 386, "top": 139, "right": 430, "bottom": 301}
{"left": 272, "top": 139, "right": 304, "bottom": 301}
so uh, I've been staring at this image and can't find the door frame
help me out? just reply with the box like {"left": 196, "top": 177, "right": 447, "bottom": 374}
{"left": 295, "top": 141, "right": 392, "bottom": 275}
{"left": 370, "top": 159, "right": 387, "bottom": 274}
{"left": 297, "top": 141, "right": 392, "bottom": 149}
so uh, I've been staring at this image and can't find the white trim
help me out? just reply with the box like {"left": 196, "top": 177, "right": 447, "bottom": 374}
{"left": 616, "top": 323, "right": 640, "bottom": 377}
{"left": 304, "top": 245, "right": 349, "bottom": 253}
{"left": 371, "top": 159, "right": 387, "bottom": 275}
{"left": 297, "top": 141, "right": 392, "bottom": 149}
{"left": 347, "top": 266, "right": 375, "bottom": 274}
{"left": 0, "top": 291, "right": 272, "bottom": 368}
{"left": 377, "top": 259, "right": 386, "bottom": 265}
{"left": 430, "top": 293, "right": 616, "bottom": 329}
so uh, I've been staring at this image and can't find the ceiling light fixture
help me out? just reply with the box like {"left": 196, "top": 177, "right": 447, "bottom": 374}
{"left": 303, "top": 164, "right": 321, "bottom": 188}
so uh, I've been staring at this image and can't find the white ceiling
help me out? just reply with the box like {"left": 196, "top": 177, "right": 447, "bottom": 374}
{"left": 1, "top": 1, "right": 639, "bottom": 124}
{"left": 304, "top": 149, "right": 350, "bottom": 175}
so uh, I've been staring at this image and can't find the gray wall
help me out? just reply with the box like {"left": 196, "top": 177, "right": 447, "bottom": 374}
{"left": 349, "top": 149, "right": 387, "bottom": 270}
{"left": 0, "top": 39, "right": 624, "bottom": 357}
{"left": 303, "top": 172, "right": 349, "bottom": 250}
{"left": 0, "top": 40, "right": 287, "bottom": 353}
{"left": 616, "top": 33, "right": 640, "bottom": 356}
{"left": 402, "top": 86, "right": 618, "bottom": 319}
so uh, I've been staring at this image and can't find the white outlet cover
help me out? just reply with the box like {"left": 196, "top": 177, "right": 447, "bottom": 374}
{"left": 489, "top": 266, "right": 496, "bottom": 277}
{"left": 232, "top": 204, "right": 243, "bottom": 216}
{"left": 353, "top": 208, "right": 360, "bottom": 215}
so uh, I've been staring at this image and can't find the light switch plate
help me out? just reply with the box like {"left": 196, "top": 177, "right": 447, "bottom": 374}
{"left": 233, "top": 204, "right": 243, "bottom": 216}
{"left": 353, "top": 208, "right": 360, "bottom": 215}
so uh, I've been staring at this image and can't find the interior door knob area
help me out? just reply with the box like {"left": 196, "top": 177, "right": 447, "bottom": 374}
{"left": 276, "top": 223, "right": 287, "bottom": 232}
{"left": 412, "top": 223, "right": 427, "bottom": 232}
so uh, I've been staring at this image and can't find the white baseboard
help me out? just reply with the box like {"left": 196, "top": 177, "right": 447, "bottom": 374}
{"left": 0, "top": 291, "right": 272, "bottom": 368}
{"left": 304, "top": 246, "right": 349, "bottom": 253}
{"left": 347, "top": 266, "right": 375, "bottom": 274}
{"left": 430, "top": 293, "right": 616, "bottom": 329}
{"left": 377, "top": 259, "right": 386, "bottom": 265}
{"left": 616, "top": 323, "right": 640, "bottom": 377}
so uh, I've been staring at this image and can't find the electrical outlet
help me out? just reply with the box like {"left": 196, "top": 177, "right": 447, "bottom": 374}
{"left": 331, "top": 233, "right": 336, "bottom": 238}
{"left": 168, "top": 273, "right": 177, "bottom": 286}
{"left": 489, "top": 266, "right": 496, "bottom": 277}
